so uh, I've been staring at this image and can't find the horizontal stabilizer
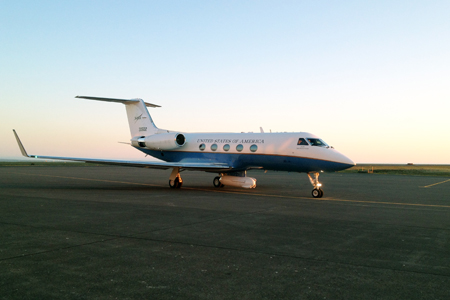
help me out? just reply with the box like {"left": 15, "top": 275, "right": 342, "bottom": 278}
{"left": 76, "top": 95, "right": 161, "bottom": 136}
{"left": 75, "top": 96, "right": 160, "bottom": 108}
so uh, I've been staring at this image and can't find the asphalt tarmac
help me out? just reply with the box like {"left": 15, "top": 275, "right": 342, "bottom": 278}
{"left": 1, "top": 166, "right": 450, "bottom": 299}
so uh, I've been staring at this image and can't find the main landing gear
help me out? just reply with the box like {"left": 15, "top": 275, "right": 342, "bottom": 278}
{"left": 168, "top": 167, "right": 183, "bottom": 188}
{"left": 308, "top": 172, "right": 324, "bottom": 198}
{"left": 213, "top": 176, "right": 225, "bottom": 188}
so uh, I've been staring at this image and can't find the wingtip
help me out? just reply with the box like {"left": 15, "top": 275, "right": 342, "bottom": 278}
{"left": 12, "top": 129, "right": 30, "bottom": 158}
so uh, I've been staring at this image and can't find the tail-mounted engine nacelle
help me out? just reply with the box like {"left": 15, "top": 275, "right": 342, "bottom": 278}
{"left": 131, "top": 133, "right": 186, "bottom": 150}
{"left": 220, "top": 176, "right": 257, "bottom": 189}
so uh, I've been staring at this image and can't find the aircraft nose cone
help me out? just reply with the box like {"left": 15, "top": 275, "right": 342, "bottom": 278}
{"left": 330, "top": 150, "right": 355, "bottom": 171}
{"left": 339, "top": 154, "right": 355, "bottom": 169}
{"left": 343, "top": 155, "right": 355, "bottom": 166}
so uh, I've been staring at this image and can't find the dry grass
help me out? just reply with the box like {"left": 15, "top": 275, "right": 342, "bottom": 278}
{"left": 340, "top": 164, "right": 450, "bottom": 177}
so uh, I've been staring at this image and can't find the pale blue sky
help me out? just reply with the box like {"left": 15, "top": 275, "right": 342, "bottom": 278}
{"left": 1, "top": 1, "right": 449, "bottom": 163}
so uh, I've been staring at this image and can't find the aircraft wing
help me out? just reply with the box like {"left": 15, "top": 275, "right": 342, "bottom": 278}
{"left": 13, "top": 130, "right": 231, "bottom": 172}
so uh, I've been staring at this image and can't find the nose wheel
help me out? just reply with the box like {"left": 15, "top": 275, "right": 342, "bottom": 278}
{"left": 308, "top": 172, "right": 324, "bottom": 198}
{"left": 312, "top": 188, "right": 323, "bottom": 198}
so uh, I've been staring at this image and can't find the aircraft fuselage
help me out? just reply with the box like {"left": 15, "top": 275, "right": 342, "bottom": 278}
{"left": 133, "top": 132, "right": 354, "bottom": 173}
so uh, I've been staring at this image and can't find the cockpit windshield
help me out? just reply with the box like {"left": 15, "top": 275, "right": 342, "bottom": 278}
{"left": 307, "top": 138, "right": 328, "bottom": 147}
{"left": 297, "top": 138, "right": 309, "bottom": 145}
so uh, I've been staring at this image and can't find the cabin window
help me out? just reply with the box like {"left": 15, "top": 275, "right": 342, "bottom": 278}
{"left": 199, "top": 143, "right": 206, "bottom": 151}
{"left": 250, "top": 144, "right": 258, "bottom": 152}
{"left": 307, "top": 138, "right": 328, "bottom": 147}
{"left": 211, "top": 144, "right": 218, "bottom": 151}
{"left": 223, "top": 144, "right": 230, "bottom": 151}
{"left": 236, "top": 144, "right": 244, "bottom": 152}
{"left": 297, "top": 138, "right": 309, "bottom": 145}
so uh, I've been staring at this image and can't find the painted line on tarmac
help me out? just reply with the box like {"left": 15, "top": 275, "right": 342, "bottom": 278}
{"left": 189, "top": 188, "right": 450, "bottom": 209}
{"left": 15, "top": 172, "right": 450, "bottom": 209}
{"left": 422, "top": 179, "right": 450, "bottom": 188}
{"left": 14, "top": 172, "right": 162, "bottom": 187}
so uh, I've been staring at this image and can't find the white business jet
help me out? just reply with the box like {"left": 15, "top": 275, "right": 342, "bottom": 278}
{"left": 13, "top": 96, "right": 354, "bottom": 198}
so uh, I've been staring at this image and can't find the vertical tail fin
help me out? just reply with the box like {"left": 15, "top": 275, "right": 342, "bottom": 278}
{"left": 76, "top": 96, "right": 161, "bottom": 137}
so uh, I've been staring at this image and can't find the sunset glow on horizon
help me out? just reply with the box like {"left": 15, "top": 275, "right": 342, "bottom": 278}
{"left": 1, "top": 1, "right": 449, "bottom": 164}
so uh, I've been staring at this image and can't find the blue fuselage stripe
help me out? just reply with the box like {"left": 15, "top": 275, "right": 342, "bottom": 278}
{"left": 135, "top": 147, "right": 353, "bottom": 172}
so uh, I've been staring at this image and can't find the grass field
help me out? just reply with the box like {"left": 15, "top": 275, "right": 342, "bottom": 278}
{"left": 340, "top": 164, "right": 450, "bottom": 177}
{"left": 2, "top": 162, "right": 450, "bottom": 177}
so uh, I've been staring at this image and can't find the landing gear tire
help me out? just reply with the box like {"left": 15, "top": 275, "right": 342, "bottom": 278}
{"left": 312, "top": 188, "right": 323, "bottom": 198}
{"left": 169, "top": 177, "right": 183, "bottom": 188}
{"left": 213, "top": 176, "right": 224, "bottom": 188}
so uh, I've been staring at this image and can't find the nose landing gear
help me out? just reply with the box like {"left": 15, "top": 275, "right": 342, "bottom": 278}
{"left": 308, "top": 172, "right": 323, "bottom": 198}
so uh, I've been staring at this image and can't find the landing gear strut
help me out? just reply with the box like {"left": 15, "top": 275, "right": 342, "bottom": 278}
{"left": 308, "top": 172, "right": 323, "bottom": 198}
{"left": 169, "top": 167, "right": 183, "bottom": 188}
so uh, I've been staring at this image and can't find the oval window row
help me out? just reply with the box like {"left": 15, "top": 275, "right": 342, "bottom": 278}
{"left": 199, "top": 143, "right": 258, "bottom": 152}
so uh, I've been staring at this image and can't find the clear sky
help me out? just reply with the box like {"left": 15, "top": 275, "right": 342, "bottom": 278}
{"left": 1, "top": 1, "right": 449, "bottom": 164}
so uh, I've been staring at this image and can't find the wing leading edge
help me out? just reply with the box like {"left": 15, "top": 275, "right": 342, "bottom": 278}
{"left": 12, "top": 130, "right": 231, "bottom": 172}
